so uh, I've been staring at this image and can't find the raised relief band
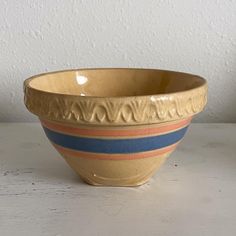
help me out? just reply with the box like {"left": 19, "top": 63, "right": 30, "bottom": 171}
{"left": 24, "top": 84, "right": 207, "bottom": 125}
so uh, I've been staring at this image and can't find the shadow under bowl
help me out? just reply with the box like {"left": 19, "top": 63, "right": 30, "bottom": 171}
{"left": 24, "top": 68, "right": 207, "bottom": 186}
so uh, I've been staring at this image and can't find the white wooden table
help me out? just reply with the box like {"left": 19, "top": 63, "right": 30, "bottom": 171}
{"left": 0, "top": 123, "right": 235, "bottom": 236}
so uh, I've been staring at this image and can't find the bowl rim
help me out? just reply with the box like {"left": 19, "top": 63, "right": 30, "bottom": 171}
{"left": 24, "top": 67, "right": 207, "bottom": 98}
{"left": 24, "top": 68, "right": 207, "bottom": 126}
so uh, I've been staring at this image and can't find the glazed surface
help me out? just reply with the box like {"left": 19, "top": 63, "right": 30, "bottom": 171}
{"left": 27, "top": 68, "right": 205, "bottom": 97}
{"left": 24, "top": 68, "right": 207, "bottom": 125}
{"left": 40, "top": 118, "right": 191, "bottom": 186}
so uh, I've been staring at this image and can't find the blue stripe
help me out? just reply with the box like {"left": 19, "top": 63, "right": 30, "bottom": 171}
{"left": 43, "top": 126, "right": 188, "bottom": 154}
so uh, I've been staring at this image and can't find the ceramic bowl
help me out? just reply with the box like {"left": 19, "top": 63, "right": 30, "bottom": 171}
{"left": 24, "top": 68, "right": 207, "bottom": 186}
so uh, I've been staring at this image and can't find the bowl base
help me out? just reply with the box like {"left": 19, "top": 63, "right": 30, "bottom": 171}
{"left": 62, "top": 153, "right": 168, "bottom": 187}
{"left": 79, "top": 174, "right": 151, "bottom": 187}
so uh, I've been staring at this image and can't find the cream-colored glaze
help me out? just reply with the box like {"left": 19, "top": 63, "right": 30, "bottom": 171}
{"left": 28, "top": 69, "right": 204, "bottom": 97}
{"left": 24, "top": 68, "right": 207, "bottom": 125}
{"left": 24, "top": 68, "right": 207, "bottom": 186}
{"left": 63, "top": 153, "right": 169, "bottom": 187}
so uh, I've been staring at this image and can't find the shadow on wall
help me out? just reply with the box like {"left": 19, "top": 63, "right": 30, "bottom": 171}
{"left": 189, "top": 57, "right": 236, "bottom": 123}
{"left": 0, "top": 71, "right": 37, "bottom": 122}
{"left": 214, "top": 59, "right": 236, "bottom": 123}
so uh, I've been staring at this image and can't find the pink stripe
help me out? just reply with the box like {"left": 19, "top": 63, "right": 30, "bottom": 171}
{"left": 53, "top": 142, "right": 179, "bottom": 160}
{"left": 41, "top": 117, "right": 191, "bottom": 138}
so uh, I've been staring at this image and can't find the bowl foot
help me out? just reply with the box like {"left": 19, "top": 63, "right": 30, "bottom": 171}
{"left": 79, "top": 175, "right": 151, "bottom": 187}
{"left": 62, "top": 154, "right": 168, "bottom": 187}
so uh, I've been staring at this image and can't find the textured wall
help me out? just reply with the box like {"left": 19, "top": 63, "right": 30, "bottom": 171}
{"left": 1, "top": 0, "right": 236, "bottom": 122}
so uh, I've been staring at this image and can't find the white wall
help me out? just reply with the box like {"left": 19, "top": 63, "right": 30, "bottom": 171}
{"left": 1, "top": 0, "right": 236, "bottom": 122}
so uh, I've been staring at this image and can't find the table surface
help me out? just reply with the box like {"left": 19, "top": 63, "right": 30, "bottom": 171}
{"left": 0, "top": 123, "right": 235, "bottom": 236}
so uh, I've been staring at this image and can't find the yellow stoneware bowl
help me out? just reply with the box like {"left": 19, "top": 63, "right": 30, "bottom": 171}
{"left": 24, "top": 68, "right": 207, "bottom": 186}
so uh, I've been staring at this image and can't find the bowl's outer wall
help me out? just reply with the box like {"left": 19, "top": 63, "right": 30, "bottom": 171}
{"left": 40, "top": 117, "right": 191, "bottom": 186}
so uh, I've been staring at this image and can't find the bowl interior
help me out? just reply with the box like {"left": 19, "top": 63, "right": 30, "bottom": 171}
{"left": 28, "top": 68, "right": 205, "bottom": 97}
